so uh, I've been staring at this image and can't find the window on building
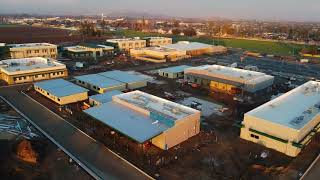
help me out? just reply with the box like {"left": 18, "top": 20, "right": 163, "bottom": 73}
{"left": 34, "top": 50, "right": 39, "bottom": 53}
{"left": 57, "top": 98, "right": 61, "bottom": 101}
{"left": 35, "top": 75, "right": 38, "bottom": 78}
{"left": 42, "top": 74, "right": 45, "bottom": 77}
{"left": 250, "top": 134, "right": 259, "bottom": 139}
{"left": 47, "top": 92, "right": 49, "bottom": 95}
{"left": 27, "top": 50, "right": 31, "bottom": 54}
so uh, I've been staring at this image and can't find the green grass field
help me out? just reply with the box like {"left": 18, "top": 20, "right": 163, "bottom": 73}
{"left": 112, "top": 29, "right": 310, "bottom": 56}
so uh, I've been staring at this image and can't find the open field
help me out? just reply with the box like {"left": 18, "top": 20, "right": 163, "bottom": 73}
{"left": 113, "top": 30, "right": 309, "bottom": 56}
{"left": 0, "top": 25, "right": 107, "bottom": 44}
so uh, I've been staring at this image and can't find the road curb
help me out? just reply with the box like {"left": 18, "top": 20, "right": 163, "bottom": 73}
{"left": 300, "top": 153, "right": 320, "bottom": 180}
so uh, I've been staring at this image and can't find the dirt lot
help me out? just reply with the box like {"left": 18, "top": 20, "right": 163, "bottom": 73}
{"left": 0, "top": 99, "right": 92, "bottom": 180}
{"left": 0, "top": 25, "right": 107, "bottom": 44}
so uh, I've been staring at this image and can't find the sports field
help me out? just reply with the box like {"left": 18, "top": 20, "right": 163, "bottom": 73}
{"left": 114, "top": 29, "right": 308, "bottom": 56}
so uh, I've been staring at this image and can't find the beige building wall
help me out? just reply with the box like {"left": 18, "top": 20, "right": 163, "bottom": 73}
{"left": 75, "top": 80, "right": 126, "bottom": 94}
{"left": 152, "top": 112, "right": 200, "bottom": 150}
{"left": 109, "top": 39, "right": 146, "bottom": 51}
{"left": 10, "top": 44, "right": 58, "bottom": 59}
{"left": 35, "top": 85, "right": 88, "bottom": 105}
{"left": 147, "top": 38, "right": 172, "bottom": 47}
{"left": 1, "top": 69, "right": 68, "bottom": 85}
{"left": 240, "top": 114, "right": 320, "bottom": 157}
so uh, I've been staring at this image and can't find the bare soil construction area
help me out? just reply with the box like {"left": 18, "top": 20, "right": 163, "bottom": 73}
{"left": 0, "top": 99, "right": 92, "bottom": 180}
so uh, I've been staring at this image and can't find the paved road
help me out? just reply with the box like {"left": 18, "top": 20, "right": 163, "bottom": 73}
{"left": 0, "top": 85, "right": 152, "bottom": 180}
{"left": 301, "top": 154, "right": 320, "bottom": 180}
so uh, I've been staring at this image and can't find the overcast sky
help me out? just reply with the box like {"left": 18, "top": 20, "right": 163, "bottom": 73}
{"left": 1, "top": 0, "right": 320, "bottom": 21}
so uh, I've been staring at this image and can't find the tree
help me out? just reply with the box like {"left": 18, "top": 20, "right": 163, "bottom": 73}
{"left": 183, "top": 28, "right": 197, "bottom": 37}
{"left": 171, "top": 28, "right": 181, "bottom": 35}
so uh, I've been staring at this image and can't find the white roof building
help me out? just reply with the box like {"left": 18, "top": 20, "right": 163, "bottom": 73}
{"left": 241, "top": 81, "right": 320, "bottom": 156}
{"left": 0, "top": 57, "right": 68, "bottom": 85}
{"left": 185, "top": 65, "right": 274, "bottom": 93}
{"left": 0, "top": 57, "right": 66, "bottom": 76}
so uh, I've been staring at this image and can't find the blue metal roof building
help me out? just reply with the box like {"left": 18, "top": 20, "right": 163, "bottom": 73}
{"left": 34, "top": 79, "right": 89, "bottom": 105}
{"left": 74, "top": 74, "right": 126, "bottom": 94}
{"left": 158, "top": 65, "right": 191, "bottom": 74}
{"left": 84, "top": 102, "right": 169, "bottom": 143}
{"left": 158, "top": 65, "right": 192, "bottom": 79}
{"left": 83, "top": 90, "right": 201, "bottom": 149}
{"left": 89, "top": 90, "right": 123, "bottom": 106}
{"left": 98, "top": 70, "right": 149, "bottom": 90}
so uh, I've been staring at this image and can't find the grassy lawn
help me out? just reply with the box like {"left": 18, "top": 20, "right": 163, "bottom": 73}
{"left": 112, "top": 29, "right": 309, "bottom": 56}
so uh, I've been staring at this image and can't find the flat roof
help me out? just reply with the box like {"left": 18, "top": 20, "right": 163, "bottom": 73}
{"left": 74, "top": 74, "right": 125, "bottom": 88}
{"left": 246, "top": 81, "right": 320, "bottom": 130}
{"left": 185, "top": 65, "right": 273, "bottom": 85}
{"left": 89, "top": 90, "right": 123, "bottom": 104}
{"left": 158, "top": 65, "right": 192, "bottom": 74}
{"left": 107, "top": 38, "right": 145, "bottom": 42}
{"left": 65, "top": 44, "right": 114, "bottom": 52}
{"left": 143, "top": 37, "right": 171, "bottom": 40}
{"left": 114, "top": 90, "right": 199, "bottom": 120}
{"left": 84, "top": 102, "right": 169, "bottom": 143}
{"left": 8, "top": 43, "right": 56, "bottom": 49}
{"left": 0, "top": 57, "right": 66, "bottom": 74}
{"left": 163, "top": 41, "right": 213, "bottom": 51}
{"left": 34, "top": 79, "right": 88, "bottom": 98}
{"left": 143, "top": 47, "right": 180, "bottom": 52}
{"left": 98, "top": 70, "right": 149, "bottom": 84}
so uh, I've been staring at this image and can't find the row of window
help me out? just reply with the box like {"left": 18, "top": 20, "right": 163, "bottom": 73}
{"left": 120, "top": 42, "right": 145, "bottom": 48}
{"left": 250, "top": 134, "right": 260, "bottom": 139}
{"left": 13, "top": 71, "right": 65, "bottom": 82}
{"left": 35, "top": 86, "right": 61, "bottom": 101}
{"left": 77, "top": 80, "right": 101, "bottom": 91}
{"left": 26, "top": 49, "right": 56, "bottom": 54}
{"left": 151, "top": 40, "right": 172, "bottom": 44}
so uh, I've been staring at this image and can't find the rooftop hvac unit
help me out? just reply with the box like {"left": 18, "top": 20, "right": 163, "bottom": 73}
{"left": 290, "top": 116, "right": 304, "bottom": 125}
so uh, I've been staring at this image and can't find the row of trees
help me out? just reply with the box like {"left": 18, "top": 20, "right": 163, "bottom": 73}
{"left": 79, "top": 21, "right": 102, "bottom": 37}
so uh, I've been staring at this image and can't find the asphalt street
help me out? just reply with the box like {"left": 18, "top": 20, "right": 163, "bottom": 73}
{"left": 0, "top": 85, "right": 152, "bottom": 180}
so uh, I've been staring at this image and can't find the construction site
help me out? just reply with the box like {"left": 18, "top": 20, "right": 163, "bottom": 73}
{"left": 19, "top": 57, "right": 320, "bottom": 179}
{"left": 0, "top": 98, "right": 92, "bottom": 180}
{"left": 0, "top": 26, "right": 319, "bottom": 179}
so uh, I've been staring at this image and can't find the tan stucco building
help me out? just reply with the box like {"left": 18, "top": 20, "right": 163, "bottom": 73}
{"left": 8, "top": 43, "right": 58, "bottom": 59}
{"left": 143, "top": 37, "right": 172, "bottom": 47}
{"left": 163, "top": 41, "right": 227, "bottom": 56}
{"left": 240, "top": 81, "right": 320, "bottom": 157}
{"left": 0, "top": 57, "right": 68, "bottom": 85}
{"left": 63, "top": 44, "right": 114, "bottom": 60}
{"left": 130, "top": 47, "right": 189, "bottom": 63}
{"left": 106, "top": 38, "right": 146, "bottom": 51}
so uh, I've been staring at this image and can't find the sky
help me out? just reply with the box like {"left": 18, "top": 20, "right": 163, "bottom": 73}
{"left": 1, "top": 0, "right": 320, "bottom": 22}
